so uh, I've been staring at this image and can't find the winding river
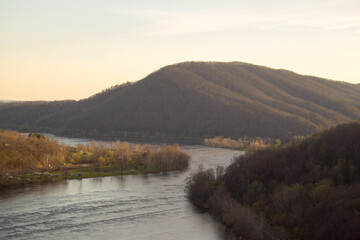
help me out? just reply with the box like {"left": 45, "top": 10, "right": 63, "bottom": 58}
{"left": 0, "top": 136, "right": 244, "bottom": 240}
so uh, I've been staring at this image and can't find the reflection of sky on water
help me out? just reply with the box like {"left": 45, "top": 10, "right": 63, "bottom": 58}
{"left": 0, "top": 136, "right": 243, "bottom": 240}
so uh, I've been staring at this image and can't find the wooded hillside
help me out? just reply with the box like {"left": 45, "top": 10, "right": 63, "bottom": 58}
{"left": 186, "top": 122, "right": 360, "bottom": 239}
{"left": 1, "top": 62, "right": 359, "bottom": 140}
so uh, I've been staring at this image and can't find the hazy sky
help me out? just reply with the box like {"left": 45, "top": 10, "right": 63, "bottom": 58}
{"left": 1, "top": 0, "right": 360, "bottom": 101}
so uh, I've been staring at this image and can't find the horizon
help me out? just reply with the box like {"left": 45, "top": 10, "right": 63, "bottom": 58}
{"left": 1, "top": 0, "right": 360, "bottom": 101}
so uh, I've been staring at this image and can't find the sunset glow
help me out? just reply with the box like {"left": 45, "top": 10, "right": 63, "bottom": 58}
{"left": 1, "top": 0, "right": 359, "bottom": 100}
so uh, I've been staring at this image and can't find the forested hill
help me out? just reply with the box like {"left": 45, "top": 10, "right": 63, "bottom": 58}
{"left": 0, "top": 62, "right": 360, "bottom": 140}
{"left": 186, "top": 122, "right": 360, "bottom": 239}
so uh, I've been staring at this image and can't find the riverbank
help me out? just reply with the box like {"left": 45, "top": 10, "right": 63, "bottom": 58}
{"left": 0, "top": 145, "right": 242, "bottom": 240}
{"left": 0, "top": 129, "right": 191, "bottom": 190}
{"left": 187, "top": 123, "right": 360, "bottom": 240}
{"left": 203, "top": 136, "right": 282, "bottom": 151}
{"left": 0, "top": 125, "right": 204, "bottom": 145}
{"left": 0, "top": 165, "right": 188, "bottom": 190}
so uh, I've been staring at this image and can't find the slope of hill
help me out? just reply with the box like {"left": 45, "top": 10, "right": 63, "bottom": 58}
{"left": 186, "top": 122, "right": 360, "bottom": 239}
{"left": 0, "top": 62, "right": 360, "bottom": 140}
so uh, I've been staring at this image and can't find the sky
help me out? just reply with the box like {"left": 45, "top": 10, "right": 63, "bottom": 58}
{"left": 1, "top": 0, "right": 360, "bottom": 101}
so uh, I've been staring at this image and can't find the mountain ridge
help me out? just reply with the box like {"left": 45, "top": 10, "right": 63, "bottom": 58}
{"left": 0, "top": 61, "right": 359, "bottom": 141}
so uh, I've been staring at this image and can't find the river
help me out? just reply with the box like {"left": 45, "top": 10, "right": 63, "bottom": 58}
{"left": 0, "top": 136, "right": 244, "bottom": 240}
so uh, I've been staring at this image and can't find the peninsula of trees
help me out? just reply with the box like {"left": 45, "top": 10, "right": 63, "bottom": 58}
{"left": 0, "top": 130, "right": 190, "bottom": 189}
{"left": 1, "top": 62, "right": 360, "bottom": 141}
{"left": 186, "top": 122, "right": 360, "bottom": 240}
{"left": 204, "top": 136, "right": 282, "bottom": 150}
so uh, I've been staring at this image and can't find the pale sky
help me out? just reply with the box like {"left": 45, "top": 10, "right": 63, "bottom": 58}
{"left": 1, "top": 0, "right": 360, "bottom": 101}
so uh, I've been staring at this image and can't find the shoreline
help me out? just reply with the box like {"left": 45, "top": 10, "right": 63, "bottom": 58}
{"left": 0, "top": 125, "right": 204, "bottom": 145}
{"left": 0, "top": 166, "right": 188, "bottom": 191}
{"left": 0, "top": 129, "right": 191, "bottom": 191}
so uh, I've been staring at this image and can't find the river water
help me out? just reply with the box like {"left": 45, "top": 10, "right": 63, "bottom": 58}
{"left": 0, "top": 136, "right": 244, "bottom": 240}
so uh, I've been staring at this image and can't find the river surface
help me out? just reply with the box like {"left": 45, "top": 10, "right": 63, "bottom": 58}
{"left": 0, "top": 136, "right": 244, "bottom": 240}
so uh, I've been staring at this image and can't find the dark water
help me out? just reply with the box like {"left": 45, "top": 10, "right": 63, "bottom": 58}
{"left": 0, "top": 136, "right": 244, "bottom": 240}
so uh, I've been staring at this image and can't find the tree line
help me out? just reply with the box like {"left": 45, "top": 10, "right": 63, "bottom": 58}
{"left": 0, "top": 129, "right": 190, "bottom": 184}
{"left": 72, "top": 140, "right": 190, "bottom": 173}
{"left": 204, "top": 136, "right": 281, "bottom": 150}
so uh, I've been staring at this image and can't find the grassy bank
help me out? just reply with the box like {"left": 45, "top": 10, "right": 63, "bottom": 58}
{"left": 1, "top": 166, "right": 185, "bottom": 189}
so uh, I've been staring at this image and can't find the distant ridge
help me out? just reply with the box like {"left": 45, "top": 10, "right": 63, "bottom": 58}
{"left": 0, "top": 99, "right": 22, "bottom": 103}
{"left": 0, "top": 61, "right": 359, "bottom": 141}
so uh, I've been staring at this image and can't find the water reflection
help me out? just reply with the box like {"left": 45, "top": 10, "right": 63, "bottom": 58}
{"left": 0, "top": 139, "right": 243, "bottom": 240}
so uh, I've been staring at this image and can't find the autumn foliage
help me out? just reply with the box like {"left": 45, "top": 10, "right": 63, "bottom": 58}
{"left": 0, "top": 130, "right": 69, "bottom": 176}
{"left": 78, "top": 141, "right": 190, "bottom": 172}
{"left": 204, "top": 136, "right": 281, "bottom": 150}
{"left": 0, "top": 130, "right": 190, "bottom": 180}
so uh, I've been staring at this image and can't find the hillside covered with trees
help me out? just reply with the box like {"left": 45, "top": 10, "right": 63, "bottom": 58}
{"left": 186, "top": 122, "right": 360, "bottom": 239}
{"left": 0, "top": 62, "right": 360, "bottom": 141}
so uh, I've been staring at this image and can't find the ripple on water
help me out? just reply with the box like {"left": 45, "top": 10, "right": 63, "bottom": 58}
{"left": 0, "top": 145, "right": 243, "bottom": 240}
